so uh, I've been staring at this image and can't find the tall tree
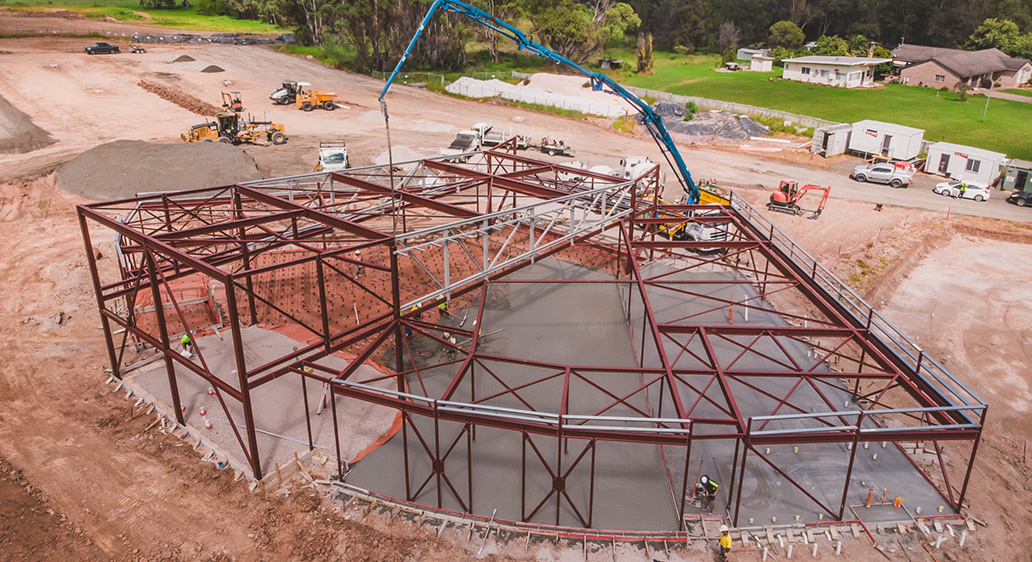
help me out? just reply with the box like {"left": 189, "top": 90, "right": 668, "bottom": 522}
{"left": 636, "top": 32, "right": 654, "bottom": 73}
{"left": 718, "top": 20, "right": 741, "bottom": 54}
{"left": 518, "top": 0, "right": 640, "bottom": 64}
{"left": 967, "top": 17, "right": 1020, "bottom": 51}
{"left": 768, "top": 20, "right": 804, "bottom": 49}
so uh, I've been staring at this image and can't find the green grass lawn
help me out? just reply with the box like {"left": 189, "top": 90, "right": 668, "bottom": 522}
{"left": 593, "top": 50, "right": 1032, "bottom": 160}
{"left": 1000, "top": 88, "right": 1032, "bottom": 98}
{"left": 6, "top": 0, "right": 286, "bottom": 33}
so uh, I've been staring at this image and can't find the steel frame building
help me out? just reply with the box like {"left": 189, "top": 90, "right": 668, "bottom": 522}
{"left": 78, "top": 147, "right": 986, "bottom": 530}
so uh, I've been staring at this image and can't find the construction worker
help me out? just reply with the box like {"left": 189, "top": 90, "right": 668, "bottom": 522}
{"left": 180, "top": 332, "right": 193, "bottom": 354}
{"left": 959, "top": 181, "right": 968, "bottom": 199}
{"left": 354, "top": 249, "right": 363, "bottom": 278}
{"left": 436, "top": 295, "right": 448, "bottom": 318}
{"left": 700, "top": 475, "right": 719, "bottom": 512}
{"left": 719, "top": 525, "right": 732, "bottom": 559}
{"left": 446, "top": 335, "right": 458, "bottom": 359}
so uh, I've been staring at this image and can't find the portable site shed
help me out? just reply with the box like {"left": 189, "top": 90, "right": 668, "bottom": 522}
{"left": 1002, "top": 159, "right": 1032, "bottom": 191}
{"left": 811, "top": 123, "right": 852, "bottom": 156}
{"left": 751, "top": 55, "right": 774, "bottom": 72}
{"left": 847, "top": 120, "right": 925, "bottom": 160}
{"left": 925, "top": 142, "right": 1008, "bottom": 187}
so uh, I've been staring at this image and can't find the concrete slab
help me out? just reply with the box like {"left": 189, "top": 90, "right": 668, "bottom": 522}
{"left": 128, "top": 325, "right": 398, "bottom": 475}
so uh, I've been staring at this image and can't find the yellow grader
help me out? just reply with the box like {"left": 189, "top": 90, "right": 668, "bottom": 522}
{"left": 182, "top": 112, "right": 287, "bottom": 145}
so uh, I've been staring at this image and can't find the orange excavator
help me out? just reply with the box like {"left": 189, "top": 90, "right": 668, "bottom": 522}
{"left": 767, "top": 179, "right": 830, "bottom": 219}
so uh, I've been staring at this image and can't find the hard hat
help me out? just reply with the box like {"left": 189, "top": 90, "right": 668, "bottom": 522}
{"left": 720, "top": 525, "right": 728, "bottom": 532}
{"left": 700, "top": 475, "right": 709, "bottom": 484}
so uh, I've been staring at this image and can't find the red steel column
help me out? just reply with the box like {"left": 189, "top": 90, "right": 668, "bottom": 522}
{"left": 225, "top": 273, "right": 263, "bottom": 478}
{"left": 77, "top": 212, "right": 120, "bottom": 380}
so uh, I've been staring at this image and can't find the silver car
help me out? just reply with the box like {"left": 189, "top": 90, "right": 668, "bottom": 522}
{"left": 850, "top": 163, "right": 914, "bottom": 188}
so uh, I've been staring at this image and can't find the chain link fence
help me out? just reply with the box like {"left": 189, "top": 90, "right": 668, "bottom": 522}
{"left": 370, "top": 71, "right": 446, "bottom": 90}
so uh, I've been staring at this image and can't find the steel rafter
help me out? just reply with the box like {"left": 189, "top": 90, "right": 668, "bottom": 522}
{"left": 79, "top": 150, "right": 985, "bottom": 528}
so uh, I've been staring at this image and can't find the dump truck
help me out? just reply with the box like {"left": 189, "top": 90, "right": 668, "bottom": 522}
{"left": 294, "top": 82, "right": 337, "bottom": 111}
{"left": 182, "top": 112, "right": 287, "bottom": 146}
{"left": 269, "top": 80, "right": 337, "bottom": 110}
{"left": 440, "top": 129, "right": 482, "bottom": 162}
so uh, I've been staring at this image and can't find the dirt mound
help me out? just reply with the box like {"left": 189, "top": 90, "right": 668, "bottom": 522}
{"left": 200, "top": 65, "right": 224, "bottom": 73}
{"left": 137, "top": 80, "right": 221, "bottom": 117}
{"left": 0, "top": 94, "right": 56, "bottom": 154}
{"left": 58, "top": 140, "right": 262, "bottom": 200}
{"left": 171, "top": 54, "right": 195, "bottom": 63}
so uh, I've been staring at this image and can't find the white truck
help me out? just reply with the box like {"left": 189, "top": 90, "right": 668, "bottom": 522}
{"left": 441, "top": 129, "right": 482, "bottom": 161}
{"left": 316, "top": 141, "right": 349, "bottom": 172}
{"left": 472, "top": 122, "right": 531, "bottom": 150}
{"left": 621, "top": 156, "right": 656, "bottom": 180}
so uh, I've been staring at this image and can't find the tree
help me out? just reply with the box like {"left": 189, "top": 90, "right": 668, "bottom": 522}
{"left": 1013, "top": 33, "right": 1032, "bottom": 59}
{"left": 787, "top": 0, "right": 822, "bottom": 32}
{"left": 520, "top": 0, "right": 640, "bottom": 65}
{"left": 846, "top": 33, "right": 867, "bottom": 55}
{"left": 956, "top": 81, "right": 970, "bottom": 101}
{"left": 718, "top": 20, "right": 740, "bottom": 54}
{"left": 768, "top": 20, "right": 804, "bottom": 49}
{"left": 812, "top": 34, "right": 847, "bottom": 55}
{"left": 636, "top": 32, "right": 653, "bottom": 74}
{"left": 967, "top": 18, "right": 1019, "bottom": 52}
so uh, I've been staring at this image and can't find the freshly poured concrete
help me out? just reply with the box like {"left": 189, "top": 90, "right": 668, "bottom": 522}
{"left": 631, "top": 261, "right": 947, "bottom": 525}
{"left": 129, "top": 256, "right": 950, "bottom": 530}
{"left": 128, "top": 326, "right": 397, "bottom": 475}
{"left": 349, "top": 257, "right": 949, "bottom": 530}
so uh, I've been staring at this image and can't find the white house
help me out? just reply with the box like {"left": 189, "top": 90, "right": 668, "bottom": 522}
{"left": 750, "top": 55, "right": 774, "bottom": 72}
{"left": 781, "top": 56, "right": 891, "bottom": 88}
{"left": 924, "top": 142, "right": 1008, "bottom": 186}
{"left": 847, "top": 120, "right": 924, "bottom": 160}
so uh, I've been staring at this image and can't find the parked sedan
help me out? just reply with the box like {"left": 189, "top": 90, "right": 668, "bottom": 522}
{"left": 849, "top": 163, "right": 914, "bottom": 188}
{"left": 1007, "top": 191, "right": 1032, "bottom": 207}
{"left": 85, "top": 42, "right": 120, "bottom": 55}
{"left": 933, "top": 180, "right": 990, "bottom": 201}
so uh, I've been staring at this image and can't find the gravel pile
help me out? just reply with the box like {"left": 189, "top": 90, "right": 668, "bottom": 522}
{"left": 662, "top": 108, "right": 770, "bottom": 140}
{"left": 58, "top": 141, "right": 263, "bottom": 201}
{"left": 0, "top": 94, "right": 55, "bottom": 154}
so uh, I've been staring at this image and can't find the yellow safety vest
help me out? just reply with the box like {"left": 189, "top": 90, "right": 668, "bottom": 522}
{"left": 720, "top": 533, "right": 732, "bottom": 549}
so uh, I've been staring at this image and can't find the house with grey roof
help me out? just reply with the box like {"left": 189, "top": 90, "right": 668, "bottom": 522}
{"left": 892, "top": 45, "right": 1032, "bottom": 90}
{"left": 781, "top": 56, "right": 891, "bottom": 88}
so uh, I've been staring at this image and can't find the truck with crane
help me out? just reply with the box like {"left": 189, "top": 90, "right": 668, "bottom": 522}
{"left": 378, "top": 0, "right": 729, "bottom": 245}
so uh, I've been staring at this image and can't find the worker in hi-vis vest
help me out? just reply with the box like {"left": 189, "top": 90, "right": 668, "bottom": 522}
{"left": 719, "top": 525, "right": 732, "bottom": 558}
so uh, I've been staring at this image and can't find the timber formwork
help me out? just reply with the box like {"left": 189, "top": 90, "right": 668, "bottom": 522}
{"left": 79, "top": 147, "right": 985, "bottom": 530}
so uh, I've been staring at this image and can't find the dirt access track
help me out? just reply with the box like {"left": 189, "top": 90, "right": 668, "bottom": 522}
{"left": 1, "top": 13, "right": 1032, "bottom": 561}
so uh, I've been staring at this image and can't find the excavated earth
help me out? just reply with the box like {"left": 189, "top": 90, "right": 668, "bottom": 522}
{"left": 0, "top": 15, "right": 1031, "bottom": 562}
